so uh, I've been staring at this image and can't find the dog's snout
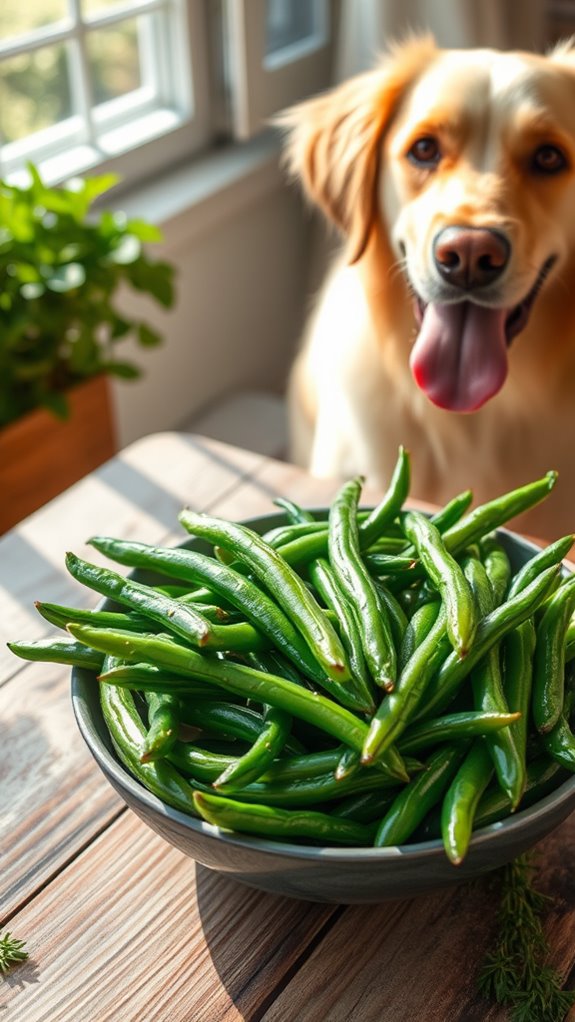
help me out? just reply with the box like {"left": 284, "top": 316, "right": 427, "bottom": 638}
{"left": 433, "top": 227, "right": 510, "bottom": 290}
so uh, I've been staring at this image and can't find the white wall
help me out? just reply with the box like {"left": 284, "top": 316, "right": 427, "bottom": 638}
{"left": 108, "top": 138, "right": 315, "bottom": 449}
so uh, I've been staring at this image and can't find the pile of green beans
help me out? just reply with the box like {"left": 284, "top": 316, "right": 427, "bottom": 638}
{"left": 9, "top": 448, "right": 575, "bottom": 864}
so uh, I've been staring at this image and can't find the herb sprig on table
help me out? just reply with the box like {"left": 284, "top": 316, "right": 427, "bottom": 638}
{"left": 0, "top": 930, "right": 28, "bottom": 974}
{"left": 479, "top": 853, "right": 575, "bottom": 1021}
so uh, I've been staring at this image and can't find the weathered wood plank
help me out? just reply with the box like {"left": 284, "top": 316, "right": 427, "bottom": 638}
{"left": 261, "top": 816, "right": 575, "bottom": 1022}
{"left": 1, "top": 433, "right": 265, "bottom": 681}
{"left": 2, "top": 435, "right": 274, "bottom": 913}
{"left": 1, "top": 811, "right": 338, "bottom": 1022}
{"left": 1, "top": 659, "right": 123, "bottom": 917}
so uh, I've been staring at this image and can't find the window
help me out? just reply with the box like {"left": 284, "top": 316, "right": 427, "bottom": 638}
{"left": 224, "top": 0, "right": 335, "bottom": 140}
{"left": 0, "top": 0, "right": 211, "bottom": 187}
{"left": 0, "top": 0, "right": 336, "bottom": 187}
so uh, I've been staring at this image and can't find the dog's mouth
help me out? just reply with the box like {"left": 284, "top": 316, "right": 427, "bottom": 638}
{"left": 409, "top": 257, "right": 556, "bottom": 413}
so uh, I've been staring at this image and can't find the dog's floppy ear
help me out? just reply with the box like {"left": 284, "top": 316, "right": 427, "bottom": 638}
{"left": 278, "top": 36, "right": 437, "bottom": 263}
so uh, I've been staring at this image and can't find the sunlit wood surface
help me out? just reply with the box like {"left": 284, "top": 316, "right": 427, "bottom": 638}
{"left": 2, "top": 432, "right": 574, "bottom": 1022}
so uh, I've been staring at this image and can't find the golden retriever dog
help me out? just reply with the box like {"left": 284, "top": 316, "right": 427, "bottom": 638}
{"left": 281, "top": 35, "right": 575, "bottom": 537}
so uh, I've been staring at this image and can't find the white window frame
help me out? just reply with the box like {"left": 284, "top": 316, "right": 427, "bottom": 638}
{"left": 0, "top": 0, "right": 213, "bottom": 188}
{"left": 224, "top": 0, "right": 337, "bottom": 141}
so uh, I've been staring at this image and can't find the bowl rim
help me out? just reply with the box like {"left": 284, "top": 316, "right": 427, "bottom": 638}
{"left": 71, "top": 511, "right": 575, "bottom": 864}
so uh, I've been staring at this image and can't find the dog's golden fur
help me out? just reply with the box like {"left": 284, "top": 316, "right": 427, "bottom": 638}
{"left": 282, "top": 36, "right": 575, "bottom": 537}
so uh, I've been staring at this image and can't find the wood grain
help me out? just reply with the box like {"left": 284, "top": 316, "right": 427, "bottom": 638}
{"left": 1, "top": 658, "right": 122, "bottom": 917}
{"left": 262, "top": 817, "right": 575, "bottom": 1022}
{"left": 0, "top": 432, "right": 265, "bottom": 682}
{"left": 1, "top": 811, "right": 338, "bottom": 1022}
{"left": 2, "top": 435, "right": 269, "bottom": 911}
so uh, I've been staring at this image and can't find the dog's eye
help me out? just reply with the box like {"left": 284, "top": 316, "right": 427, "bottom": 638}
{"left": 531, "top": 144, "right": 568, "bottom": 175}
{"left": 408, "top": 137, "right": 441, "bottom": 167}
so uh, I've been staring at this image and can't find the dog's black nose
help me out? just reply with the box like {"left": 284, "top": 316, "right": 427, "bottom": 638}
{"left": 433, "top": 227, "right": 510, "bottom": 289}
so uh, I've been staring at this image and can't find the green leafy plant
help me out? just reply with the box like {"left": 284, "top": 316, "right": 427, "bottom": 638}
{"left": 0, "top": 164, "right": 176, "bottom": 428}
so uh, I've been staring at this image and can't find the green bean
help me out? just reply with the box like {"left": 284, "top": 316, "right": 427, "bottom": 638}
{"left": 440, "top": 472, "right": 558, "bottom": 556}
{"left": 8, "top": 636, "right": 104, "bottom": 671}
{"left": 367, "top": 492, "right": 474, "bottom": 579}
{"left": 507, "top": 534, "right": 574, "bottom": 599}
{"left": 307, "top": 557, "right": 376, "bottom": 712}
{"left": 180, "top": 699, "right": 276, "bottom": 744}
{"left": 88, "top": 536, "right": 333, "bottom": 692}
{"left": 361, "top": 605, "right": 450, "bottom": 763}
{"left": 364, "top": 555, "right": 422, "bottom": 581}
{"left": 67, "top": 624, "right": 409, "bottom": 780}
{"left": 542, "top": 695, "right": 575, "bottom": 771}
{"left": 334, "top": 746, "right": 362, "bottom": 781}
{"left": 178, "top": 509, "right": 351, "bottom": 683}
{"left": 155, "top": 583, "right": 217, "bottom": 603}
{"left": 276, "top": 531, "right": 409, "bottom": 565}
{"left": 261, "top": 747, "right": 347, "bottom": 782}
{"left": 473, "top": 757, "right": 567, "bottom": 830}
{"left": 329, "top": 790, "right": 396, "bottom": 824}
{"left": 263, "top": 521, "right": 327, "bottom": 547}
{"left": 202, "top": 765, "right": 408, "bottom": 807}
{"left": 273, "top": 497, "right": 315, "bottom": 524}
{"left": 399, "top": 510, "right": 477, "bottom": 657}
{"left": 99, "top": 661, "right": 219, "bottom": 698}
{"left": 193, "top": 791, "right": 376, "bottom": 845}
{"left": 464, "top": 556, "right": 525, "bottom": 808}
{"left": 502, "top": 619, "right": 536, "bottom": 768}
{"left": 140, "top": 691, "right": 181, "bottom": 762}
{"left": 100, "top": 678, "right": 199, "bottom": 814}
{"left": 373, "top": 581, "right": 409, "bottom": 651}
{"left": 328, "top": 477, "right": 397, "bottom": 691}
{"left": 417, "top": 756, "right": 566, "bottom": 839}
{"left": 441, "top": 741, "right": 494, "bottom": 864}
{"left": 397, "top": 580, "right": 440, "bottom": 616}
{"left": 213, "top": 703, "right": 292, "bottom": 791}
{"left": 167, "top": 741, "right": 234, "bottom": 782}
{"left": 66, "top": 552, "right": 270, "bottom": 653}
{"left": 397, "top": 710, "right": 522, "bottom": 755}
{"left": 532, "top": 575, "right": 575, "bottom": 733}
{"left": 34, "top": 601, "right": 157, "bottom": 634}
{"left": 358, "top": 446, "right": 410, "bottom": 548}
{"left": 428, "top": 490, "right": 474, "bottom": 533}
{"left": 374, "top": 745, "right": 465, "bottom": 847}
{"left": 480, "top": 534, "right": 511, "bottom": 605}
{"left": 398, "top": 601, "right": 441, "bottom": 671}
{"left": 417, "top": 566, "right": 559, "bottom": 722}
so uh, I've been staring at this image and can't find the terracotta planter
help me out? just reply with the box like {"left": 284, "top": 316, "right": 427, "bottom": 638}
{"left": 0, "top": 375, "right": 117, "bottom": 534}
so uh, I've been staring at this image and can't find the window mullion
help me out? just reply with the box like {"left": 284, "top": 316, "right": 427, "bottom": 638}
{"left": 0, "top": 21, "right": 74, "bottom": 60}
{"left": 67, "top": 0, "right": 98, "bottom": 150}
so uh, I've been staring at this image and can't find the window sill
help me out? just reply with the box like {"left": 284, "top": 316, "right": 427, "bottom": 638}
{"left": 110, "top": 130, "right": 287, "bottom": 252}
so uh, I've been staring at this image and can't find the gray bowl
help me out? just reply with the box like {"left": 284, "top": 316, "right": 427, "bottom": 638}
{"left": 71, "top": 514, "right": 575, "bottom": 903}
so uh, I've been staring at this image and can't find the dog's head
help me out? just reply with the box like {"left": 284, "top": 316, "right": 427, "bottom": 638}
{"left": 280, "top": 36, "right": 575, "bottom": 413}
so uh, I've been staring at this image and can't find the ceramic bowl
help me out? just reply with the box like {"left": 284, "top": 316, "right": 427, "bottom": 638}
{"left": 71, "top": 515, "right": 575, "bottom": 903}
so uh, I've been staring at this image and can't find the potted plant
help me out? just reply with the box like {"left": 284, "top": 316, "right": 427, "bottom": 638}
{"left": 0, "top": 164, "right": 176, "bottom": 533}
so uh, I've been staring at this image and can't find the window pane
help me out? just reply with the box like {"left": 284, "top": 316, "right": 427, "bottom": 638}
{"left": 82, "top": 0, "right": 140, "bottom": 17}
{"left": 86, "top": 17, "right": 141, "bottom": 107}
{"left": 265, "top": 0, "right": 320, "bottom": 57}
{"left": 0, "top": 44, "right": 72, "bottom": 143}
{"left": 0, "top": 0, "right": 68, "bottom": 42}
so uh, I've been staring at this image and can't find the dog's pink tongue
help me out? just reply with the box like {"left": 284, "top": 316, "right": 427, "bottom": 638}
{"left": 410, "top": 302, "right": 508, "bottom": 412}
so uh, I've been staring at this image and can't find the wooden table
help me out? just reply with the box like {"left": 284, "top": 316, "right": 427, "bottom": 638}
{"left": 2, "top": 432, "right": 575, "bottom": 1022}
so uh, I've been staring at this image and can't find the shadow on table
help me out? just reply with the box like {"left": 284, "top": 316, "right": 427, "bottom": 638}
{"left": 0, "top": 956, "right": 41, "bottom": 1011}
{"left": 194, "top": 860, "right": 342, "bottom": 1019}
{"left": 193, "top": 857, "right": 531, "bottom": 1022}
